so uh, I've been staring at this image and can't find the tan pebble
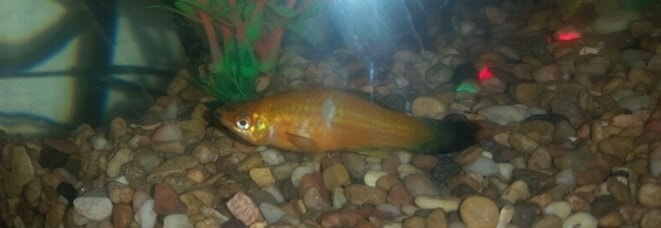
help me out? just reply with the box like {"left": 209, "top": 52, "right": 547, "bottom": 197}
{"left": 322, "top": 163, "right": 350, "bottom": 190}
{"left": 146, "top": 156, "right": 199, "bottom": 183}
{"left": 236, "top": 154, "right": 264, "bottom": 172}
{"left": 344, "top": 185, "right": 387, "bottom": 206}
{"left": 45, "top": 200, "right": 67, "bottom": 228}
{"left": 496, "top": 205, "right": 515, "bottom": 228}
{"left": 597, "top": 136, "right": 635, "bottom": 161}
{"left": 106, "top": 148, "right": 132, "bottom": 178}
{"left": 639, "top": 181, "right": 661, "bottom": 208}
{"left": 533, "top": 214, "right": 563, "bottom": 228}
{"left": 528, "top": 147, "right": 552, "bottom": 170}
{"left": 598, "top": 210, "right": 624, "bottom": 227}
{"left": 186, "top": 167, "right": 206, "bottom": 183}
{"left": 249, "top": 167, "right": 276, "bottom": 187}
{"left": 255, "top": 76, "right": 271, "bottom": 93}
{"left": 178, "top": 119, "right": 206, "bottom": 141}
{"left": 412, "top": 97, "right": 447, "bottom": 119}
{"left": 107, "top": 182, "right": 134, "bottom": 204}
{"left": 459, "top": 196, "right": 499, "bottom": 228}
{"left": 426, "top": 208, "right": 448, "bottom": 228}
{"left": 641, "top": 209, "right": 661, "bottom": 228}
{"left": 403, "top": 216, "right": 426, "bottom": 228}
{"left": 492, "top": 133, "right": 511, "bottom": 147}
{"left": 151, "top": 141, "right": 185, "bottom": 154}
{"left": 110, "top": 117, "right": 128, "bottom": 139}
{"left": 501, "top": 180, "right": 531, "bottom": 202}
{"left": 166, "top": 69, "right": 191, "bottom": 96}
{"left": 454, "top": 146, "right": 484, "bottom": 164}
{"left": 376, "top": 174, "right": 400, "bottom": 191}
{"left": 509, "top": 133, "right": 539, "bottom": 153}
{"left": 11, "top": 145, "right": 35, "bottom": 187}
{"left": 514, "top": 82, "right": 543, "bottom": 104}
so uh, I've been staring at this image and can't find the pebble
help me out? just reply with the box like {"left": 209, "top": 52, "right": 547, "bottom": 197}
{"left": 638, "top": 181, "right": 661, "bottom": 208}
{"left": 259, "top": 148, "right": 285, "bottom": 166}
{"left": 412, "top": 97, "right": 447, "bottom": 119}
{"left": 302, "top": 188, "right": 331, "bottom": 211}
{"left": 501, "top": 180, "right": 531, "bottom": 203}
{"left": 151, "top": 140, "right": 186, "bottom": 154}
{"left": 509, "top": 133, "right": 539, "bottom": 153}
{"left": 332, "top": 187, "right": 347, "bottom": 208}
{"left": 11, "top": 145, "right": 36, "bottom": 187}
{"left": 478, "top": 105, "right": 528, "bottom": 126}
{"left": 398, "top": 164, "right": 421, "bottom": 179}
{"left": 404, "top": 174, "right": 441, "bottom": 197}
{"left": 550, "top": 96, "right": 590, "bottom": 128}
{"left": 387, "top": 183, "right": 413, "bottom": 207}
{"left": 563, "top": 212, "right": 597, "bottom": 228}
{"left": 163, "top": 214, "right": 193, "bottom": 228}
{"left": 532, "top": 64, "right": 563, "bottom": 82}
{"left": 151, "top": 123, "right": 184, "bottom": 142}
{"left": 262, "top": 184, "right": 285, "bottom": 203}
{"left": 410, "top": 154, "right": 439, "bottom": 170}
{"left": 364, "top": 170, "right": 388, "bottom": 188}
{"left": 39, "top": 146, "right": 69, "bottom": 169}
{"left": 73, "top": 196, "right": 113, "bottom": 222}
{"left": 322, "top": 163, "right": 350, "bottom": 190}
{"left": 342, "top": 153, "right": 369, "bottom": 178}
{"left": 528, "top": 147, "right": 552, "bottom": 170}
{"left": 544, "top": 201, "right": 572, "bottom": 219}
{"left": 290, "top": 163, "right": 317, "bottom": 187}
{"left": 153, "top": 183, "right": 186, "bottom": 214}
{"left": 459, "top": 196, "right": 499, "bottom": 228}
{"left": 403, "top": 216, "right": 426, "bottom": 228}
{"left": 533, "top": 214, "right": 563, "bottom": 228}
{"left": 426, "top": 208, "right": 448, "bottom": 228}
{"left": 112, "top": 203, "right": 133, "bottom": 228}
{"left": 191, "top": 144, "right": 216, "bottom": 163}
{"left": 641, "top": 209, "right": 661, "bottom": 228}
{"left": 464, "top": 156, "right": 499, "bottom": 176}
{"left": 249, "top": 167, "right": 276, "bottom": 188}
{"left": 592, "top": 10, "right": 640, "bottom": 34}
{"left": 226, "top": 192, "right": 264, "bottom": 225}
{"left": 414, "top": 196, "right": 461, "bottom": 212}
{"left": 107, "top": 182, "right": 133, "bottom": 204}
{"left": 146, "top": 156, "right": 199, "bottom": 183}
{"left": 136, "top": 199, "right": 157, "bottom": 228}
{"left": 106, "top": 148, "right": 132, "bottom": 178}
{"left": 260, "top": 202, "right": 286, "bottom": 224}
{"left": 345, "top": 185, "right": 387, "bottom": 206}
{"left": 236, "top": 153, "right": 264, "bottom": 172}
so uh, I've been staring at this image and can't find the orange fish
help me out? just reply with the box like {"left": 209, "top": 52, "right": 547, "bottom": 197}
{"left": 217, "top": 89, "right": 477, "bottom": 155}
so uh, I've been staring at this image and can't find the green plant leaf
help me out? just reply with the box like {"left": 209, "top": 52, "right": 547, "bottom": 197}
{"left": 267, "top": 2, "right": 297, "bottom": 18}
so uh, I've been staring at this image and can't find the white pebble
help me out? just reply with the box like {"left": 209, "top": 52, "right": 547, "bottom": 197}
{"left": 414, "top": 195, "right": 461, "bottom": 212}
{"left": 398, "top": 152, "right": 413, "bottom": 164}
{"left": 259, "top": 148, "right": 285, "bottom": 166}
{"left": 364, "top": 170, "right": 388, "bottom": 188}
{"left": 290, "top": 165, "right": 316, "bottom": 187}
{"left": 544, "top": 201, "right": 572, "bottom": 219}
{"left": 135, "top": 199, "right": 157, "bottom": 228}
{"left": 464, "top": 157, "right": 499, "bottom": 177}
{"left": 562, "top": 212, "right": 597, "bottom": 228}
{"left": 497, "top": 163, "right": 514, "bottom": 181}
{"left": 397, "top": 164, "right": 420, "bottom": 179}
{"left": 151, "top": 124, "right": 183, "bottom": 142}
{"left": 478, "top": 105, "right": 528, "bottom": 126}
{"left": 555, "top": 169, "right": 576, "bottom": 186}
{"left": 259, "top": 203, "right": 285, "bottom": 224}
{"left": 90, "top": 136, "right": 109, "bottom": 151}
{"left": 163, "top": 214, "right": 193, "bottom": 228}
{"left": 73, "top": 196, "right": 113, "bottom": 222}
{"left": 332, "top": 187, "right": 347, "bottom": 209}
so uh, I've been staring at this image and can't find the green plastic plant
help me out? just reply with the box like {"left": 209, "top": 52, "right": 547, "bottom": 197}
{"left": 161, "top": 0, "right": 322, "bottom": 102}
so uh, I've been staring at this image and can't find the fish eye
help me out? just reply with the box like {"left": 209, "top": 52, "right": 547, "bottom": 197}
{"left": 236, "top": 117, "right": 250, "bottom": 130}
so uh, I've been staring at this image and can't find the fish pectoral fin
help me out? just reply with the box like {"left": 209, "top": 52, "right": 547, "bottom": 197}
{"left": 286, "top": 133, "right": 324, "bottom": 153}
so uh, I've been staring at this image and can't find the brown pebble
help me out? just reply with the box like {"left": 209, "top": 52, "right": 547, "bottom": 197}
{"left": 322, "top": 163, "right": 351, "bottom": 191}
{"left": 639, "top": 181, "right": 661, "bottom": 208}
{"left": 112, "top": 203, "right": 134, "bottom": 228}
{"left": 403, "top": 216, "right": 426, "bottom": 228}
{"left": 426, "top": 208, "right": 448, "bottom": 228}
{"left": 410, "top": 154, "right": 439, "bottom": 170}
{"left": 459, "top": 196, "right": 499, "bottom": 228}
{"left": 387, "top": 183, "right": 413, "bottom": 207}
{"left": 153, "top": 183, "right": 186, "bottom": 214}
{"left": 345, "top": 185, "right": 387, "bottom": 206}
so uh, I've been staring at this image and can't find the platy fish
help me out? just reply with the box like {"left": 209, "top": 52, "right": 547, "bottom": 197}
{"left": 217, "top": 89, "right": 478, "bottom": 156}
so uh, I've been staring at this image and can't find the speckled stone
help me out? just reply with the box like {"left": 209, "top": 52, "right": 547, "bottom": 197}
{"left": 345, "top": 185, "right": 387, "bottom": 206}
{"left": 322, "top": 163, "right": 350, "bottom": 191}
{"left": 226, "top": 192, "right": 264, "bottom": 225}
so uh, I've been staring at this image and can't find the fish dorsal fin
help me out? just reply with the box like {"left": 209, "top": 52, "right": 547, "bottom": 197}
{"left": 286, "top": 133, "right": 323, "bottom": 153}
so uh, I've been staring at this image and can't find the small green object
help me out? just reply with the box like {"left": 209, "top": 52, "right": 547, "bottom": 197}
{"left": 455, "top": 81, "right": 479, "bottom": 94}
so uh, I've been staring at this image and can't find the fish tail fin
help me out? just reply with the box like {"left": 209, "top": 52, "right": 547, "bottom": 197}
{"left": 419, "top": 119, "right": 480, "bottom": 154}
